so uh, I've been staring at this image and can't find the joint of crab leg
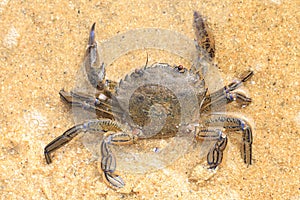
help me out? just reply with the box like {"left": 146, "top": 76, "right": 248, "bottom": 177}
{"left": 69, "top": 91, "right": 108, "bottom": 106}
{"left": 195, "top": 127, "right": 228, "bottom": 168}
{"left": 59, "top": 90, "right": 103, "bottom": 111}
{"left": 207, "top": 132, "right": 228, "bottom": 169}
{"left": 223, "top": 91, "right": 252, "bottom": 107}
{"left": 59, "top": 90, "right": 114, "bottom": 116}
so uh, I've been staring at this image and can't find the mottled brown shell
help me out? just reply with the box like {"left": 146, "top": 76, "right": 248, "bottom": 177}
{"left": 114, "top": 63, "right": 206, "bottom": 139}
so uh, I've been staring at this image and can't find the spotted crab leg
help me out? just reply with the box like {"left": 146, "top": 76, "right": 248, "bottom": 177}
{"left": 196, "top": 114, "right": 253, "bottom": 167}
{"left": 100, "top": 131, "right": 137, "bottom": 188}
{"left": 44, "top": 119, "right": 125, "bottom": 164}
{"left": 200, "top": 70, "right": 254, "bottom": 113}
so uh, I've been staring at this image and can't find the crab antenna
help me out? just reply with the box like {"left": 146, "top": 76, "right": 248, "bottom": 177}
{"left": 144, "top": 52, "right": 149, "bottom": 68}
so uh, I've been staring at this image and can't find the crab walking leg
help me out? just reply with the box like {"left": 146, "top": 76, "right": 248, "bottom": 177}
{"left": 84, "top": 23, "right": 106, "bottom": 88}
{"left": 196, "top": 128, "right": 228, "bottom": 169}
{"left": 201, "top": 114, "right": 253, "bottom": 166}
{"left": 100, "top": 132, "right": 137, "bottom": 188}
{"left": 200, "top": 70, "right": 254, "bottom": 113}
{"left": 59, "top": 89, "right": 114, "bottom": 117}
{"left": 44, "top": 119, "right": 125, "bottom": 164}
{"left": 100, "top": 134, "right": 123, "bottom": 188}
{"left": 44, "top": 124, "right": 84, "bottom": 164}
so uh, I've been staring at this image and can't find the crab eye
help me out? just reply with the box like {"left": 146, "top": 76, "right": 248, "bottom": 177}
{"left": 174, "top": 65, "right": 186, "bottom": 73}
{"left": 178, "top": 65, "right": 183, "bottom": 70}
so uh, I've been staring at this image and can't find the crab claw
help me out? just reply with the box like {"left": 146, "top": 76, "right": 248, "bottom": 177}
{"left": 84, "top": 23, "right": 107, "bottom": 88}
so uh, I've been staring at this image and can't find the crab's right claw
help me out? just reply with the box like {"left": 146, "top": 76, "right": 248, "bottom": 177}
{"left": 84, "top": 23, "right": 106, "bottom": 89}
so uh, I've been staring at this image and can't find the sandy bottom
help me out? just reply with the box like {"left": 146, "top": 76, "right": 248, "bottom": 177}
{"left": 0, "top": 0, "right": 299, "bottom": 199}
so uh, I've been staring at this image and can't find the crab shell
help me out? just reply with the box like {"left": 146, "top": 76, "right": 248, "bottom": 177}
{"left": 112, "top": 63, "right": 207, "bottom": 139}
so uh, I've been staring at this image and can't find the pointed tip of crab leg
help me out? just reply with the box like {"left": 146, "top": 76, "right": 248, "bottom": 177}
{"left": 241, "top": 70, "right": 254, "bottom": 83}
{"left": 103, "top": 172, "right": 125, "bottom": 188}
{"left": 44, "top": 149, "right": 52, "bottom": 164}
{"left": 91, "top": 22, "right": 96, "bottom": 30}
{"left": 89, "top": 22, "right": 96, "bottom": 46}
{"left": 193, "top": 11, "right": 201, "bottom": 19}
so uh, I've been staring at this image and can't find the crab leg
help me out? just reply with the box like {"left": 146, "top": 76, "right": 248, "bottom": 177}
{"left": 100, "top": 134, "right": 122, "bottom": 188}
{"left": 196, "top": 128, "right": 228, "bottom": 169}
{"left": 197, "top": 114, "right": 253, "bottom": 166}
{"left": 59, "top": 89, "right": 114, "bottom": 117}
{"left": 44, "top": 119, "right": 124, "bottom": 164}
{"left": 100, "top": 132, "right": 137, "bottom": 188}
{"left": 200, "top": 70, "right": 254, "bottom": 113}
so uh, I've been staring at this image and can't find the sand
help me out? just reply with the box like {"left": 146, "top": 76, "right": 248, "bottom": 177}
{"left": 0, "top": 0, "right": 299, "bottom": 199}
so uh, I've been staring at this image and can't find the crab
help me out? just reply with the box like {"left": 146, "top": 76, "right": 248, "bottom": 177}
{"left": 44, "top": 12, "right": 253, "bottom": 188}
